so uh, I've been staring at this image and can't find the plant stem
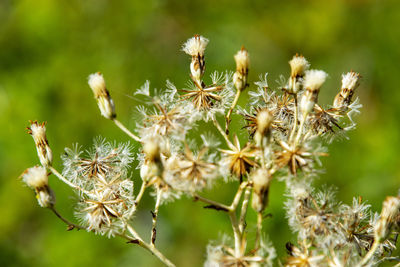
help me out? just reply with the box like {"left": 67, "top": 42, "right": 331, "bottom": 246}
{"left": 359, "top": 240, "right": 380, "bottom": 266}
{"left": 151, "top": 188, "right": 162, "bottom": 246}
{"left": 49, "top": 206, "right": 84, "bottom": 230}
{"left": 212, "top": 118, "right": 235, "bottom": 150}
{"left": 238, "top": 186, "right": 251, "bottom": 234}
{"left": 113, "top": 118, "right": 142, "bottom": 143}
{"left": 48, "top": 166, "right": 90, "bottom": 195}
{"left": 255, "top": 212, "right": 263, "bottom": 251}
{"left": 288, "top": 95, "right": 298, "bottom": 142}
{"left": 229, "top": 211, "right": 242, "bottom": 257}
{"left": 225, "top": 89, "right": 241, "bottom": 134}
{"left": 294, "top": 114, "right": 306, "bottom": 145}
{"left": 135, "top": 181, "right": 147, "bottom": 206}
{"left": 193, "top": 194, "right": 230, "bottom": 212}
{"left": 126, "top": 224, "right": 175, "bottom": 267}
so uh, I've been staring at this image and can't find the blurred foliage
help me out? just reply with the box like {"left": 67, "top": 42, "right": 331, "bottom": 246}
{"left": 1, "top": 0, "right": 400, "bottom": 266}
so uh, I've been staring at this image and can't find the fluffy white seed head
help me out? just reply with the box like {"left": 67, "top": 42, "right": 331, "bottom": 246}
{"left": 88, "top": 73, "right": 116, "bottom": 119}
{"left": 303, "top": 70, "right": 328, "bottom": 92}
{"left": 341, "top": 71, "right": 360, "bottom": 91}
{"left": 22, "top": 166, "right": 48, "bottom": 189}
{"left": 182, "top": 35, "right": 209, "bottom": 56}
{"left": 300, "top": 70, "right": 327, "bottom": 115}
{"left": 289, "top": 54, "right": 310, "bottom": 78}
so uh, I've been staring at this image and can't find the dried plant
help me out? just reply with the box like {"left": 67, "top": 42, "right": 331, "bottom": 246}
{"left": 21, "top": 35, "right": 400, "bottom": 267}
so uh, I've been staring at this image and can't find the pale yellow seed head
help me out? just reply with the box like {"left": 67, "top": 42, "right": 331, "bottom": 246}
{"left": 22, "top": 166, "right": 48, "bottom": 189}
{"left": 289, "top": 54, "right": 309, "bottom": 78}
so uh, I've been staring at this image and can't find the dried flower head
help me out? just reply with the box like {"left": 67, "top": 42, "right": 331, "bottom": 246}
{"left": 182, "top": 35, "right": 209, "bottom": 83}
{"left": 21, "top": 166, "right": 55, "bottom": 208}
{"left": 374, "top": 196, "right": 400, "bottom": 241}
{"left": 251, "top": 168, "right": 271, "bottom": 212}
{"left": 180, "top": 84, "right": 223, "bottom": 110}
{"left": 27, "top": 121, "right": 53, "bottom": 167}
{"left": 275, "top": 141, "right": 327, "bottom": 175}
{"left": 289, "top": 54, "right": 310, "bottom": 79}
{"left": 288, "top": 54, "right": 310, "bottom": 94}
{"left": 333, "top": 71, "right": 361, "bottom": 111}
{"left": 88, "top": 72, "right": 116, "bottom": 119}
{"left": 300, "top": 70, "right": 328, "bottom": 116}
{"left": 285, "top": 242, "right": 324, "bottom": 267}
{"left": 168, "top": 145, "right": 217, "bottom": 192}
{"left": 254, "top": 109, "right": 273, "bottom": 147}
{"left": 233, "top": 47, "right": 250, "bottom": 91}
{"left": 220, "top": 135, "right": 258, "bottom": 179}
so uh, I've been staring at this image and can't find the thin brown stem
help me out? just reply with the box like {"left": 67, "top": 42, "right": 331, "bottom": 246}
{"left": 49, "top": 206, "right": 84, "bottom": 230}
{"left": 193, "top": 193, "right": 230, "bottom": 212}
{"left": 126, "top": 224, "right": 175, "bottom": 267}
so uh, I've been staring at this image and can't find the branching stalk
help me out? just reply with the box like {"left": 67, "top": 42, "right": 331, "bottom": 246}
{"left": 49, "top": 206, "right": 84, "bottom": 230}
{"left": 48, "top": 166, "right": 90, "bottom": 195}
{"left": 238, "top": 186, "right": 252, "bottom": 234}
{"left": 225, "top": 89, "right": 242, "bottom": 134}
{"left": 126, "top": 224, "right": 175, "bottom": 267}
{"left": 212, "top": 117, "right": 235, "bottom": 150}
{"left": 113, "top": 118, "right": 142, "bottom": 143}
{"left": 151, "top": 188, "right": 162, "bottom": 246}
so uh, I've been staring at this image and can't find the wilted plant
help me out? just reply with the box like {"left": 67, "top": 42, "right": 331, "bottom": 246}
{"left": 21, "top": 35, "right": 400, "bottom": 267}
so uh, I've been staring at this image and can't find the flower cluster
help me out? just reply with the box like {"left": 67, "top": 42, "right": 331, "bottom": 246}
{"left": 21, "top": 35, "right": 400, "bottom": 267}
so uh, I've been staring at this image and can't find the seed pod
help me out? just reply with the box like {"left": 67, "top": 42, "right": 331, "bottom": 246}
{"left": 333, "top": 71, "right": 360, "bottom": 111}
{"left": 88, "top": 72, "right": 116, "bottom": 119}
{"left": 251, "top": 169, "right": 271, "bottom": 212}
{"left": 182, "top": 35, "right": 209, "bottom": 83}
{"left": 300, "top": 70, "right": 328, "bottom": 116}
{"left": 288, "top": 54, "right": 309, "bottom": 93}
{"left": 374, "top": 196, "right": 400, "bottom": 241}
{"left": 233, "top": 47, "right": 250, "bottom": 92}
{"left": 27, "top": 121, "right": 53, "bottom": 167}
{"left": 21, "top": 166, "right": 55, "bottom": 208}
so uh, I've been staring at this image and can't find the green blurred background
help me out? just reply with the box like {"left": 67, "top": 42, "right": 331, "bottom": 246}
{"left": 1, "top": 0, "right": 400, "bottom": 266}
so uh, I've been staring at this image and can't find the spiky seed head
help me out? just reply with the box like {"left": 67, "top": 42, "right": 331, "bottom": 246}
{"left": 88, "top": 72, "right": 116, "bottom": 119}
